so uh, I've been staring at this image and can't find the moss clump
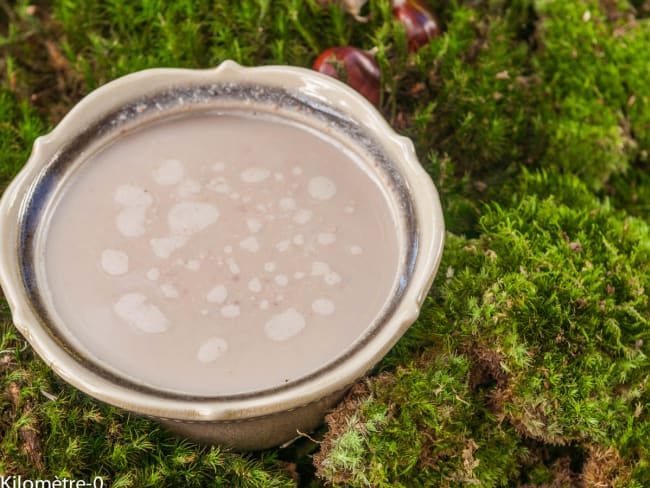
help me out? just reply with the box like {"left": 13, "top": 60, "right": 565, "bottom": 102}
{"left": 315, "top": 355, "right": 524, "bottom": 486}
{"left": 317, "top": 170, "right": 650, "bottom": 486}
{"left": 465, "top": 179, "right": 648, "bottom": 448}
{"left": 410, "top": 6, "right": 536, "bottom": 178}
{"left": 532, "top": 0, "right": 650, "bottom": 189}
{"left": 607, "top": 164, "right": 650, "bottom": 219}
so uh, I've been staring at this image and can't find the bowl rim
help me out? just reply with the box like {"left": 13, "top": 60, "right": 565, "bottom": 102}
{"left": 0, "top": 61, "right": 445, "bottom": 422}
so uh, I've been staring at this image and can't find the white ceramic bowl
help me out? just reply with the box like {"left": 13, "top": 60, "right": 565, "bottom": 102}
{"left": 0, "top": 61, "right": 444, "bottom": 449}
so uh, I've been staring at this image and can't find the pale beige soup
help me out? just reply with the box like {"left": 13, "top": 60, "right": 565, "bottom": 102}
{"left": 44, "top": 112, "right": 401, "bottom": 395}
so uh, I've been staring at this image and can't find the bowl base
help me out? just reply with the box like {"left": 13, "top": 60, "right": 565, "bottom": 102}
{"left": 156, "top": 389, "right": 347, "bottom": 450}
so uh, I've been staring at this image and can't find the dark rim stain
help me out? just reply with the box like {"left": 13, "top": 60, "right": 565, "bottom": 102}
{"left": 18, "top": 83, "right": 419, "bottom": 403}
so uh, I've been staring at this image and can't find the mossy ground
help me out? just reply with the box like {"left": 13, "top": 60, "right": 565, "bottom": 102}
{"left": 1, "top": 0, "right": 648, "bottom": 486}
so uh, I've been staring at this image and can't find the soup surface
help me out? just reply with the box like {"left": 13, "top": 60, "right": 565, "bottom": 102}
{"left": 44, "top": 111, "right": 401, "bottom": 395}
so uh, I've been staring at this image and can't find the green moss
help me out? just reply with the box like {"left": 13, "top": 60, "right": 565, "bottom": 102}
{"left": 472, "top": 195, "right": 648, "bottom": 446}
{"left": 531, "top": 0, "right": 647, "bottom": 189}
{"left": 607, "top": 163, "right": 650, "bottom": 218}
{"left": 51, "top": 0, "right": 385, "bottom": 89}
{"left": 317, "top": 355, "right": 525, "bottom": 487}
{"left": 318, "top": 422, "right": 369, "bottom": 485}
{"left": 0, "top": 89, "right": 45, "bottom": 190}
{"left": 412, "top": 6, "right": 536, "bottom": 175}
{"left": 616, "top": 17, "right": 650, "bottom": 160}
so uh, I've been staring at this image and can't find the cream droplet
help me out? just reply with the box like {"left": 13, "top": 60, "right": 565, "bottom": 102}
{"left": 264, "top": 262, "right": 276, "bottom": 273}
{"left": 114, "top": 185, "right": 153, "bottom": 238}
{"left": 293, "top": 209, "right": 313, "bottom": 225}
{"left": 153, "top": 159, "right": 184, "bottom": 186}
{"left": 114, "top": 293, "right": 168, "bottom": 333}
{"left": 160, "top": 283, "right": 179, "bottom": 298}
{"left": 308, "top": 176, "right": 337, "bottom": 200}
{"left": 177, "top": 179, "right": 202, "bottom": 198}
{"left": 168, "top": 201, "right": 219, "bottom": 236}
{"left": 248, "top": 277, "right": 262, "bottom": 293}
{"left": 221, "top": 304, "right": 241, "bottom": 318}
{"left": 264, "top": 308, "right": 306, "bottom": 342}
{"left": 311, "top": 261, "right": 330, "bottom": 276}
{"left": 312, "top": 298, "right": 335, "bottom": 316}
{"left": 247, "top": 217, "right": 263, "bottom": 233}
{"left": 240, "top": 236, "right": 260, "bottom": 253}
{"left": 349, "top": 245, "right": 363, "bottom": 255}
{"left": 211, "top": 161, "right": 226, "bottom": 172}
{"left": 150, "top": 235, "right": 188, "bottom": 259}
{"left": 206, "top": 284, "right": 228, "bottom": 304}
{"left": 101, "top": 249, "right": 129, "bottom": 276}
{"left": 116, "top": 208, "right": 147, "bottom": 237}
{"left": 275, "top": 240, "right": 291, "bottom": 252}
{"left": 293, "top": 235, "right": 305, "bottom": 246}
{"left": 274, "top": 274, "right": 289, "bottom": 287}
{"left": 227, "top": 258, "right": 240, "bottom": 275}
{"left": 241, "top": 167, "right": 271, "bottom": 183}
{"left": 146, "top": 268, "right": 160, "bottom": 281}
{"left": 207, "top": 179, "right": 231, "bottom": 194}
{"left": 114, "top": 184, "right": 153, "bottom": 207}
{"left": 325, "top": 272, "right": 342, "bottom": 286}
{"left": 279, "top": 197, "right": 296, "bottom": 210}
{"left": 318, "top": 233, "right": 336, "bottom": 245}
{"left": 197, "top": 337, "right": 228, "bottom": 362}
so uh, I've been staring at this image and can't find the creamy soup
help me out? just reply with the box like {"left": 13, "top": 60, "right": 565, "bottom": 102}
{"left": 43, "top": 111, "right": 401, "bottom": 395}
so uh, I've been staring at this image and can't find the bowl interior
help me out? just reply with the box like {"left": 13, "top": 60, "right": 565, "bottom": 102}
{"left": 18, "top": 82, "right": 418, "bottom": 399}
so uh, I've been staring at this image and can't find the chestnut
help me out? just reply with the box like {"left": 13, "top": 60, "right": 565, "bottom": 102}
{"left": 312, "top": 46, "right": 381, "bottom": 106}
{"left": 392, "top": 0, "right": 441, "bottom": 52}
